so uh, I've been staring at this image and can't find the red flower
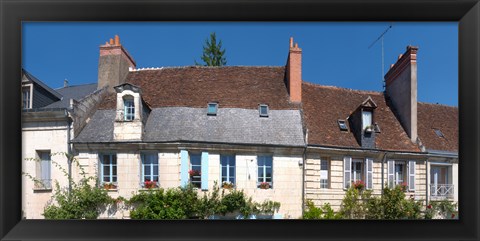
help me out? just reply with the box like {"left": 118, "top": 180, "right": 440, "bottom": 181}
{"left": 427, "top": 204, "right": 432, "bottom": 209}
{"left": 189, "top": 170, "right": 201, "bottom": 177}
{"left": 451, "top": 213, "right": 455, "bottom": 218}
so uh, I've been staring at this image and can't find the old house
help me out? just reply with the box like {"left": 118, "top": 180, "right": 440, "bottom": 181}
{"left": 22, "top": 35, "right": 458, "bottom": 219}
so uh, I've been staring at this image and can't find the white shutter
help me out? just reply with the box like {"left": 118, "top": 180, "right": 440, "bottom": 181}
{"left": 366, "top": 158, "right": 373, "bottom": 190}
{"left": 343, "top": 156, "right": 352, "bottom": 189}
{"left": 408, "top": 160, "right": 416, "bottom": 191}
{"left": 387, "top": 160, "right": 395, "bottom": 188}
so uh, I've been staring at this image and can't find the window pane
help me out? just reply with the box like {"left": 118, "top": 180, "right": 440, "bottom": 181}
{"left": 229, "top": 177, "right": 235, "bottom": 184}
{"left": 103, "top": 177, "right": 110, "bottom": 182}
{"left": 144, "top": 166, "right": 151, "bottom": 176}
{"left": 190, "top": 154, "right": 201, "bottom": 165}
{"left": 112, "top": 176, "right": 117, "bottom": 182}
{"left": 258, "top": 167, "right": 264, "bottom": 178}
{"left": 153, "top": 166, "right": 158, "bottom": 176}
{"left": 111, "top": 155, "right": 117, "bottom": 165}
{"left": 258, "top": 157, "right": 264, "bottom": 166}
{"left": 229, "top": 167, "right": 235, "bottom": 175}
{"left": 103, "top": 166, "right": 110, "bottom": 176}
{"left": 112, "top": 166, "right": 117, "bottom": 175}
{"left": 362, "top": 110, "right": 372, "bottom": 129}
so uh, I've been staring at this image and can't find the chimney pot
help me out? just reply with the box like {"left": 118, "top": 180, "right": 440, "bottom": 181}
{"left": 294, "top": 43, "right": 298, "bottom": 48}
{"left": 286, "top": 37, "right": 302, "bottom": 103}
{"left": 110, "top": 38, "right": 114, "bottom": 45}
{"left": 115, "top": 35, "right": 120, "bottom": 45}
{"left": 290, "top": 37, "right": 294, "bottom": 48}
{"left": 64, "top": 79, "right": 68, "bottom": 88}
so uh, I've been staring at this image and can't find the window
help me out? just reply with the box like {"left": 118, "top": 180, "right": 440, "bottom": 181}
{"left": 394, "top": 163, "right": 406, "bottom": 185}
{"left": 430, "top": 165, "right": 453, "bottom": 198}
{"left": 320, "top": 159, "right": 329, "bottom": 189}
{"left": 35, "top": 151, "right": 51, "bottom": 189}
{"left": 220, "top": 155, "right": 235, "bottom": 186}
{"left": 141, "top": 153, "right": 159, "bottom": 187}
{"left": 22, "top": 87, "right": 31, "bottom": 109}
{"left": 338, "top": 119, "right": 348, "bottom": 131}
{"left": 259, "top": 104, "right": 269, "bottom": 117}
{"left": 362, "top": 110, "right": 372, "bottom": 130}
{"left": 352, "top": 159, "right": 364, "bottom": 182}
{"left": 189, "top": 153, "right": 202, "bottom": 188}
{"left": 100, "top": 154, "right": 117, "bottom": 185}
{"left": 207, "top": 103, "right": 218, "bottom": 116}
{"left": 257, "top": 155, "right": 273, "bottom": 188}
{"left": 433, "top": 128, "right": 445, "bottom": 138}
{"left": 123, "top": 96, "right": 135, "bottom": 121}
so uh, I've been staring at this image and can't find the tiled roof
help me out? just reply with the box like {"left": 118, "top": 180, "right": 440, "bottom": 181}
{"left": 73, "top": 107, "right": 305, "bottom": 146}
{"left": 417, "top": 102, "right": 458, "bottom": 152}
{"left": 302, "top": 82, "right": 420, "bottom": 152}
{"left": 44, "top": 83, "right": 97, "bottom": 109}
{"left": 22, "top": 69, "right": 63, "bottom": 99}
{"left": 98, "top": 66, "right": 299, "bottom": 110}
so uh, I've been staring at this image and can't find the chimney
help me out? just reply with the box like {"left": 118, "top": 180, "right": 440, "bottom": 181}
{"left": 286, "top": 37, "right": 302, "bottom": 103}
{"left": 384, "top": 46, "right": 418, "bottom": 142}
{"left": 98, "top": 35, "right": 136, "bottom": 92}
{"left": 64, "top": 79, "right": 68, "bottom": 88}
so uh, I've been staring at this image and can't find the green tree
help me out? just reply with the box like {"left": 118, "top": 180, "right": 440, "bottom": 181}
{"left": 195, "top": 32, "right": 227, "bottom": 66}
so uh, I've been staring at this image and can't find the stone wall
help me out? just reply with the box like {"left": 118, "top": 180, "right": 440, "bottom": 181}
{"left": 305, "top": 153, "right": 426, "bottom": 211}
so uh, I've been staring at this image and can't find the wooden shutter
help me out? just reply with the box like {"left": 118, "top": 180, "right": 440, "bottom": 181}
{"left": 201, "top": 152, "right": 209, "bottom": 190}
{"left": 366, "top": 158, "right": 373, "bottom": 190}
{"left": 408, "top": 160, "right": 416, "bottom": 191}
{"left": 180, "top": 150, "right": 189, "bottom": 187}
{"left": 343, "top": 156, "right": 352, "bottom": 189}
{"left": 387, "top": 160, "right": 395, "bottom": 188}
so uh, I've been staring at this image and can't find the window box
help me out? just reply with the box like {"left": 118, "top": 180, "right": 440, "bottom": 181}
{"left": 258, "top": 182, "right": 271, "bottom": 189}
{"left": 103, "top": 182, "right": 117, "bottom": 190}
{"left": 222, "top": 181, "right": 234, "bottom": 189}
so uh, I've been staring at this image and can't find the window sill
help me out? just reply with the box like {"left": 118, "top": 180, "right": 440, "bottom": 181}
{"left": 33, "top": 188, "right": 52, "bottom": 192}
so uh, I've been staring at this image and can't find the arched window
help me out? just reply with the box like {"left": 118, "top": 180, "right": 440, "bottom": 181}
{"left": 123, "top": 95, "right": 135, "bottom": 121}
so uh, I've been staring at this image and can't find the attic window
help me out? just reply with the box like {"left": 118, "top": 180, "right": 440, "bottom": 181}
{"left": 123, "top": 96, "right": 135, "bottom": 121}
{"left": 338, "top": 119, "right": 348, "bottom": 131}
{"left": 362, "top": 110, "right": 373, "bottom": 130}
{"left": 433, "top": 128, "right": 445, "bottom": 138}
{"left": 259, "top": 104, "right": 269, "bottom": 117}
{"left": 207, "top": 103, "right": 218, "bottom": 116}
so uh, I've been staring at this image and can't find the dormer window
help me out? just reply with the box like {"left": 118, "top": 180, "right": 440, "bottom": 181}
{"left": 22, "top": 86, "right": 31, "bottom": 109}
{"left": 207, "top": 102, "right": 218, "bottom": 116}
{"left": 259, "top": 104, "right": 269, "bottom": 117}
{"left": 123, "top": 95, "right": 135, "bottom": 121}
{"left": 362, "top": 110, "right": 373, "bottom": 131}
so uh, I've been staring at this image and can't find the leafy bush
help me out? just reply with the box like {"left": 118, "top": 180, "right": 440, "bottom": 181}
{"left": 303, "top": 200, "right": 340, "bottom": 219}
{"left": 363, "top": 185, "right": 423, "bottom": 219}
{"left": 425, "top": 200, "right": 458, "bottom": 219}
{"left": 338, "top": 187, "right": 371, "bottom": 219}
{"left": 23, "top": 153, "right": 116, "bottom": 219}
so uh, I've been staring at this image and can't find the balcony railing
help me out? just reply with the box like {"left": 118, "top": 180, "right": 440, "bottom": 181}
{"left": 34, "top": 179, "right": 52, "bottom": 190}
{"left": 430, "top": 184, "right": 454, "bottom": 199}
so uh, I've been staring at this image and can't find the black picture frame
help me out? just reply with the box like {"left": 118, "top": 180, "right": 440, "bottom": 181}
{"left": 1, "top": 0, "right": 479, "bottom": 240}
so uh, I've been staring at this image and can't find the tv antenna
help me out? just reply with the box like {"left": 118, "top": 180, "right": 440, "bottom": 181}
{"left": 368, "top": 23, "right": 393, "bottom": 90}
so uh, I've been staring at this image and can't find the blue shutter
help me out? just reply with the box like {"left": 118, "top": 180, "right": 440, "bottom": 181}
{"left": 180, "top": 150, "right": 189, "bottom": 187}
{"left": 201, "top": 152, "right": 209, "bottom": 190}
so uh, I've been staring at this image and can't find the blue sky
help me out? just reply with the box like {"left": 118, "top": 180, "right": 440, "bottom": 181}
{"left": 22, "top": 22, "right": 458, "bottom": 106}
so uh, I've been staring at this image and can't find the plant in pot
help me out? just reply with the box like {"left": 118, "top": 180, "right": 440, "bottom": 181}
{"left": 103, "top": 182, "right": 117, "bottom": 190}
{"left": 352, "top": 180, "right": 365, "bottom": 191}
{"left": 189, "top": 169, "right": 201, "bottom": 177}
{"left": 144, "top": 180, "right": 158, "bottom": 189}
{"left": 259, "top": 182, "right": 270, "bottom": 189}
{"left": 222, "top": 181, "right": 234, "bottom": 189}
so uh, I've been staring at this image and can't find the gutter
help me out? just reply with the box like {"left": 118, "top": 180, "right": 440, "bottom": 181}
{"left": 307, "top": 145, "right": 427, "bottom": 156}
{"left": 381, "top": 152, "right": 388, "bottom": 194}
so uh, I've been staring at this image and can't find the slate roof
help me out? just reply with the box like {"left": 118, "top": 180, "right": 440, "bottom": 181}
{"left": 44, "top": 83, "right": 98, "bottom": 109}
{"left": 22, "top": 69, "right": 63, "bottom": 99}
{"left": 302, "top": 82, "right": 420, "bottom": 152}
{"left": 73, "top": 107, "right": 305, "bottom": 146}
{"left": 98, "top": 66, "right": 299, "bottom": 110}
{"left": 417, "top": 102, "right": 458, "bottom": 152}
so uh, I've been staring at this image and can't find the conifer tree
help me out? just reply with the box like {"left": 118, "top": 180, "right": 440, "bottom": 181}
{"left": 195, "top": 32, "right": 227, "bottom": 66}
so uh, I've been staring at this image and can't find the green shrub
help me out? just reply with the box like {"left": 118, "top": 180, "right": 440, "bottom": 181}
{"left": 338, "top": 187, "right": 371, "bottom": 219}
{"left": 303, "top": 200, "right": 340, "bottom": 219}
{"left": 425, "top": 200, "right": 458, "bottom": 219}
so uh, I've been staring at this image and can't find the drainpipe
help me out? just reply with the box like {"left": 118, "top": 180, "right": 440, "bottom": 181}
{"left": 425, "top": 158, "right": 429, "bottom": 205}
{"left": 67, "top": 113, "right": 72, "bottom": 193}
{"left": 301, "top": 146, "right": 306, "bottom": 218}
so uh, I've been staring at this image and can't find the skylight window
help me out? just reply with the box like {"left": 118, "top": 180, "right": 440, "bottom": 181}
{"left": 433, "top": 128, "right": 445, "bottom": 138}
{"left": 207, "top": 103, "right": 218, "bottom": 116}
{"left": 338, "top": 119, "right": 348, "bottom": 131}
{"left": 259, "top": 104, "right": 269, "bottom": 117}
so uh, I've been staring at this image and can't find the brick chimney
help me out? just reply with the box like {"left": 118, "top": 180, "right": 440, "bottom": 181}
{"left": 286, "top": 37, "right": 302, "bottom": 103}
{"left": 98, "top": 35, "right": 136, "bottom": 92}
{"left": 384, "top": 46, "right": 418, "bottom": 142}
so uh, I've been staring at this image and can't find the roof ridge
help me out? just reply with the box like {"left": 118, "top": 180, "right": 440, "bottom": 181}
{"left": 418, "top": 101, "right": 458, "bottom": 108}
{"left": 130, "top": 65, "right": 285, "bottom": 72}
{"left": 55, "top": 83, "right": 96, "bottom": 90}
{"left": 303, "top": 81, "right": 383, "bottom": 95}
